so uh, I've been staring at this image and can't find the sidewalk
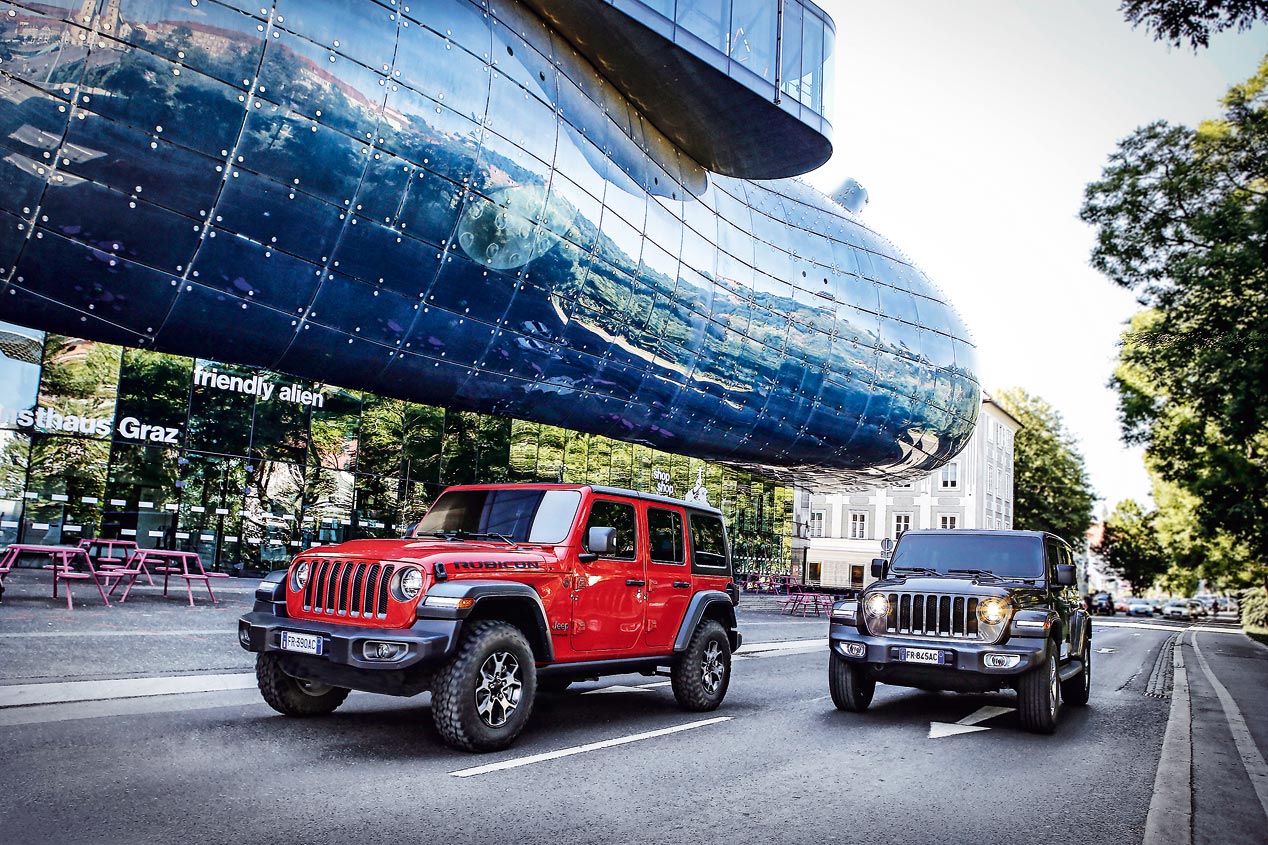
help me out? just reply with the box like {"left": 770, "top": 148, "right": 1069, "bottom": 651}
{"left": 1146, "top": 617, "right": 1268, "bottom": 845}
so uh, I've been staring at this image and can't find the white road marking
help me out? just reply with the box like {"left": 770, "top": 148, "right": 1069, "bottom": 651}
{"left": 1144, "top": 632, "right": 1192, "bottom": 845}
{"left": 929, "top": 705, "right": 1014, "bottom": 739}
{"left": 449, "top": 716, "right": 733, "bottom": 778}
{"left": 581, "top": 681, "right": 669, "bottom": 695}
{"left": 0, "top": 672, "right": 256, "bottom": 708}
{"left": 1093, "top": 620, "right": 1241, "bottom": 635}
{"left": 735, "top": 638, "right": 826, "bottom": 659}
{"left": 1190, "top": 633, "right": 1268, "bottom": 819}
{"left": 1097, "top": 648, "right": 1116, "bottom": 654}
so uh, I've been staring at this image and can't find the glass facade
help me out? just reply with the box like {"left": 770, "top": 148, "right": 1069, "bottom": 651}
{"left": 0, "top": 320, "right": 792, "bottom": 576}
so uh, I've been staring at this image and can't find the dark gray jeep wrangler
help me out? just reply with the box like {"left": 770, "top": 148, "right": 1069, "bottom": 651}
{"left": 827, "top": 529, "right": 1091, "bottom": 733}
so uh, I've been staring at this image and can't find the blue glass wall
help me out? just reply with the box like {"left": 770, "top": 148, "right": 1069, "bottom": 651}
{"left": 0, "top": 0, "right": 979, "bottom": 493}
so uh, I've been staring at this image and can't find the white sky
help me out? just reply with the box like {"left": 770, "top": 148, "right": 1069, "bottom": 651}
{"left": 806, "top": 0, "right": 1266, "bottom": 515}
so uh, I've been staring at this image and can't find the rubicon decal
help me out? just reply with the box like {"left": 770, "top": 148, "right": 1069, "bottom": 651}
{"left": 452, "top": 560, "right": 544, "bottom": 571}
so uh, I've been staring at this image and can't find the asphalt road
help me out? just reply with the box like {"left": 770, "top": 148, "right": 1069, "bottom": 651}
{"left": 0, "top": 601, "right": 1193, "bottom": 845}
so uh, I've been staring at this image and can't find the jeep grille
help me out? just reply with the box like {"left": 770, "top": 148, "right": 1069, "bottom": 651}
{"left": 302, "top": 559, "right": 397, "bottom": 619}
{"left": 883, "top": 592, "right": 981, "bottom": 640}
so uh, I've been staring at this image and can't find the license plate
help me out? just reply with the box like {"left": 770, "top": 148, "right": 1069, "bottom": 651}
{"left": 899, "top": 647, "right": 945, "bottom": 665}
{"left": 279, "top": 631, "right": 323, "bottom": 656}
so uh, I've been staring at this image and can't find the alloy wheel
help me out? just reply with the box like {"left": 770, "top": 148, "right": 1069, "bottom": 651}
{"left": 475, "top": 650, "right": 522, "bottom": 728}
{"left": 701, "top": 640, "right": 725, "bottom": 695}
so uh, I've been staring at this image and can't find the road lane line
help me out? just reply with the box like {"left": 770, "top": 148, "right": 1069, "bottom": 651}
{"left": 1190, "top": 633, "right": 1268, "bottom": 820}
{"left": 449, "top": 716, "right": 733, "bottom": 778}
{"left": 735, "top": 638, "right": 826, "bottom": 659}
{"left": 1144, "top": 631, "right": 1192, "bottom": 845}
{"left": 0, "top": 672, "right": 256, "bottom": 708}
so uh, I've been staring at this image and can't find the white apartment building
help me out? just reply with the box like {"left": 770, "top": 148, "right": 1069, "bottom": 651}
{"left": 794, "top": 393, "right": 1022, "bottom": 594}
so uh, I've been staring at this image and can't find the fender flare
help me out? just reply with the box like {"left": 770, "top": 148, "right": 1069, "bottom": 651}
{"left": 417, "top": 580, "right": 554, "bottom": 663}
{"left": 673, "top": 590, "right": 740, "bottom": 653}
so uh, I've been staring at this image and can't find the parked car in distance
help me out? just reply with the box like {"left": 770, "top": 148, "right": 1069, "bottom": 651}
{"left": 1162, "top": 601, "right": 1197, "bottom": 621}
{"left": 1186, "top": 599, "right": 1209, "bottom": 618}
{"left": 1127, "top": 598, "right": 1153, "bottom": 617}
{"left": 1114, "top": 596, "right": 1132, "bottom": 614}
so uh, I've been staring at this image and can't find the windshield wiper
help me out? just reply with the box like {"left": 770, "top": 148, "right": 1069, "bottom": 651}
{"left": 461, "top": 531, "right": 520, "bottom": 547}
{"left": 891, "top": 567, "right": 942, "bottom": 577}
{"left": 947, "top": 568, "right": 1003, "bottom": 580}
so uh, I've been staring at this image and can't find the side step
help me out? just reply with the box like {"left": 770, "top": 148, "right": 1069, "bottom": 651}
{"left": 1057, "top": 659, "right": 1084, "bottom": 683}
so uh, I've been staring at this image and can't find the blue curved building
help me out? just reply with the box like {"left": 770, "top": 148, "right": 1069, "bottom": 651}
{"left": 0, "top": 0, "right": 980, "bottom": 570}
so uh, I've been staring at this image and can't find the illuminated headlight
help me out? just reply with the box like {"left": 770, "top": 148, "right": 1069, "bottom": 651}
{"left": 293, "top": 561, "right": 310, "bottom": 590}
{"left": 978, "top": 597, "right": 1011, "bottom": 625}
{"left": 985, "top": 653, "right": 1022, "bottom": 669}
{"left": 864, "top": 593, "right": 890, "bottom": 618}
{"left": 400, "top": 568, "right": 424, "bottom": 599}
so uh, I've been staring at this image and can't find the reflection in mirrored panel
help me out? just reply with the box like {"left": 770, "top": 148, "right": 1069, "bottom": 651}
{"left": 0, "top": 0, "right": 977, "bottom": 506}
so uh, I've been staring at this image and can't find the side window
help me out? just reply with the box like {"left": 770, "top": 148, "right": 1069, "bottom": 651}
{"left": 689, "top": 513, "right": 728, "bottom": 572}
{"left": 648, "top": 507, "right": 685, "bottom": 564}
{"left": 1044, "top": 539, "right": 1062, "bottom": 581}
{"left": 586, "top": 500, "right": 637, "bottom": 560}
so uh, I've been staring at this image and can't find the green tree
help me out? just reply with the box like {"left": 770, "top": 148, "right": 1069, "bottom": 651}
{"left": 1082, "top": 59, "right": 1268, "bottom": 588}
{"left": 1119, "top": 0, "right": 1268, "bottom": 49}
{"left": 1096, "top": 500, "right": 1169, "bottom": 594}
{"left": 995, "top": 388, "right": 1096, "bottom": 547}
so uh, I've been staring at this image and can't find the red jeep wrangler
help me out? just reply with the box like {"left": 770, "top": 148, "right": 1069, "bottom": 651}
{"left": 238, "top": 484, "right": 741, "bottom": 752}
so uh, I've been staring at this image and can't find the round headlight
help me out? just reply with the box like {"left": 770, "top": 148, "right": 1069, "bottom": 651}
{"left": 864, "top": 592, "right": 890, "bottom": 618}
{"left": 400, "top": 568, "right": 424, "bottom": 599}
{"left": 293, "top": 561, "right": 310, "bottom": 589}
{"left": 978, "top": 597, "right": 1010, "bottom": 625}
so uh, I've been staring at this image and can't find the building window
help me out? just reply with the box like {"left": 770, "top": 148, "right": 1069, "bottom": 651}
{"left": 986, "top": 462, "right": 994, "bottom": 494}
{"left": 809, "top": 511, "right": 825, "bottom": 538}
{"left": 940, "top": 462, "right": 959, "bottom": 489}
{"left": 893, "top": 513, "right": 911, "bottom": 538}
{"left": 849, "top": 512, "right": 867, "bottom": 540}
{"left": 801, "top": 489, "right": 811, "bottom": 508}
{"left": 939, "top": 514, "right": 958, "bottom": 530}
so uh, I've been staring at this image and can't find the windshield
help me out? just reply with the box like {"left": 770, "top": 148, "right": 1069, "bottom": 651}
{"left": 413, "top": 489, "right": 581, "bottom": 544}
{"left": 889, "top": 534, "right": 1045, "bottom": 579}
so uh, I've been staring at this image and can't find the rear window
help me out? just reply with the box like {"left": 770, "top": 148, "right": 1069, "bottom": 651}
{"left": 689, "top": 514, "right": 728, "bottom": 572}
{"left": 889, "top": 533, "right": 1044, "bottom": 579}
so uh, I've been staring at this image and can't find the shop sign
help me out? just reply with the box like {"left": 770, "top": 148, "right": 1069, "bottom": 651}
{"left": 0, "top": 405, "right": 182, "bottom": 443}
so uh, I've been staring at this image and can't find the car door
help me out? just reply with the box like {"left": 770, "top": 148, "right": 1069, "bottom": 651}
{"left": 1045, "top": 538, "right": 1077, "bottom": 660}
{"left": 643, "top": 505, "right": 691, "bottom": 649}
{"left": 570, "top": 497, "right": 645, "bottom": 653}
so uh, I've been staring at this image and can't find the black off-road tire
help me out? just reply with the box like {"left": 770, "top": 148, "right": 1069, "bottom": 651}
{"left": 431, "top": 620, "right": 536, "bottom": 753}
{"left": 1062, "top": 636, "right": 1092, "bottom": 706}
{"left": 1018, "top": 649, "right": 1061, "bottom": 734}
{"left": 256, "top": 653, "right": 350, "bottom": 717}
{"left": 671, "top": 619, "right": 731, "bottom": 711}
{"left": 828, "top": 652, "right": 875, "bottom": 712}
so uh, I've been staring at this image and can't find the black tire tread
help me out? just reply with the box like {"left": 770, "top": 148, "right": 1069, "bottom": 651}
{"left": 1062, "top": 637, "right": 1092, "bottom": 706}
{"left": 431, "top": 619, "right": 535, "bottom": 753}
{"left": 671, "top": 619, "right": 731, "bottom": 711}
{"left": 256, "top": 653, "right": 350, "bottom": 717}
{"left": 1018, "top": 650, "right": 1060, "bottom": 734}
{"left": 828, "top": 652, "right": 875, "bottom": 712}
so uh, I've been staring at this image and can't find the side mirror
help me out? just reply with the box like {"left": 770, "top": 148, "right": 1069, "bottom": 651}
{"left": 580, "top": 526, "right": 617, "bottom": 562}
{"left": 1055, "top": 564, "right": 1076, "bottom": 587}
{"left": 870, "top": 558, "right": 888, "bottom": 580}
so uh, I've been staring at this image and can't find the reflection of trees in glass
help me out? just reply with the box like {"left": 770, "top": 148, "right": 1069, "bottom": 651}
{"left": 187, "top": 360, "right": 255, "bottom": 456}
{"left": 243, "top": 460, "right": 306, "bottom": 564}
{"left": 508, "top": 419, "right": 542, "bottom": 480}
{"left": 251, "top": 378, "right": 310, "bottom": 464}
{"left": 38, "top": 336, "right": 121, "bottom": 429}
{"left": 0, "top": 431, "right": 29, "bottom": 499}
{"left": 29, "top": 433, "right": 109, "bottom": 531}
{"left": 309, "top": 387, "right": 361, "bottom": 470}
{"left": 358, "top": 396, "right": 444, "bottom": 532}
{"left": 117, "top": 348, "right": 192, "bottom": 433}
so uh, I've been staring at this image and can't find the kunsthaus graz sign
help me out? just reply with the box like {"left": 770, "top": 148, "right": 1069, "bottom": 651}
{"left": 0, "top": 366, "right": 327, "bottom": 443}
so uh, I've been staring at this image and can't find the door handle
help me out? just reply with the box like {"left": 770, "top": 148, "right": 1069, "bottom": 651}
{"left": 673, "top": 581, "right": 691, "bottom": 589}
{"left": 626, "top": 579, "right": 646, "bottom": 587}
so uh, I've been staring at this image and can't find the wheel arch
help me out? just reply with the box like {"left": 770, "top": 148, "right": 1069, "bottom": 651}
{"left": 673, "top": 591, "right": 739, "bottom": 653}
{"left": 420, "top": 580, "right": 554, "bottom": 663}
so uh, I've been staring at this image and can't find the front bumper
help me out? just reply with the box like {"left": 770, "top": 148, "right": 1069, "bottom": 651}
{"left": 829, "top": 621, "right": 1050, "bottom": 678}
{"left": 239, "top": 611, "right": 461, "bottom": 672}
